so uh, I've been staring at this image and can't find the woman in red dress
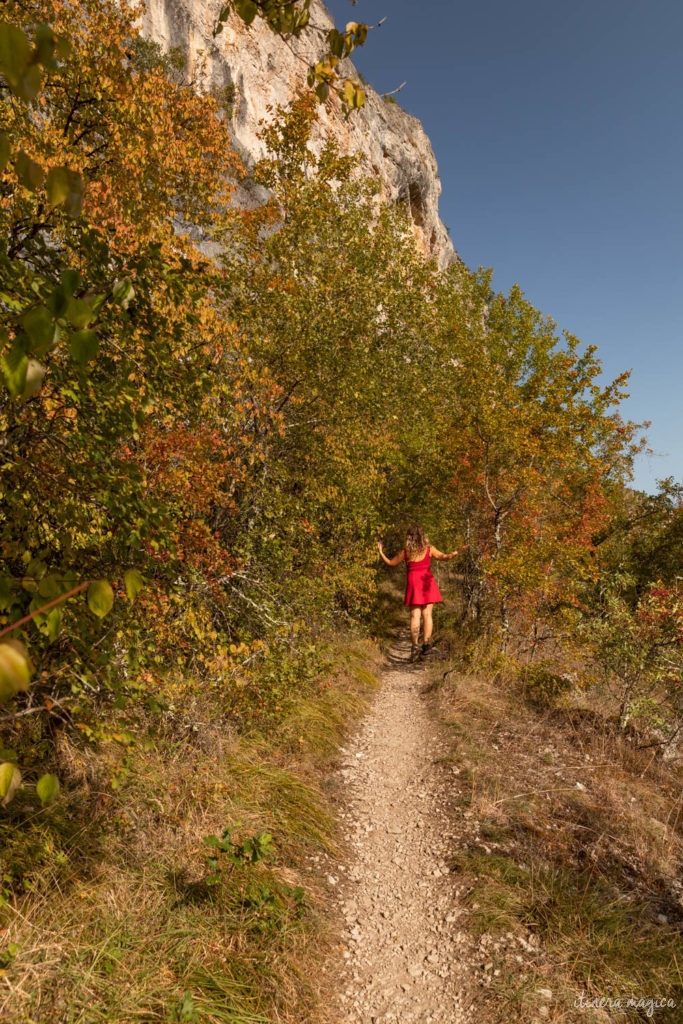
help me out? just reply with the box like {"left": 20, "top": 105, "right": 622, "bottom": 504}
{"left": 378, "top": 524, "right": 465, "bottom": 661}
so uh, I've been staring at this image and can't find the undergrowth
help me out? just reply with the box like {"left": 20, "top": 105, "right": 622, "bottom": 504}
{"left": 0, "top": 638, "right": 380, "bottom": 1024}
{"left": 428, "top": 619, "right": 682, "bottom": 1023}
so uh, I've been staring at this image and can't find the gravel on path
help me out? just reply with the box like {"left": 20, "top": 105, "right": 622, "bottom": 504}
{"left": 331, "top": 633, "right": 477, "bottom": 1024}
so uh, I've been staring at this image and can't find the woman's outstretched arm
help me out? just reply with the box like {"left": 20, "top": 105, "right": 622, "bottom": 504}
{"left": 378, "top": 541, "right": 405, "bottom": 567}
{"left": 430, "top": 543, "right": 467, "bottom": 561}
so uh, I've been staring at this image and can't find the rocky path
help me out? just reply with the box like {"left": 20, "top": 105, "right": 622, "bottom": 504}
{"left": 331, "top": 632, "right": 476, "bottom": 1024}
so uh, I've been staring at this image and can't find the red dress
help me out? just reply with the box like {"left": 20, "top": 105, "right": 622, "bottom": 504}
{"left": 404, "top": 547, "right": 443, "bottom": 607}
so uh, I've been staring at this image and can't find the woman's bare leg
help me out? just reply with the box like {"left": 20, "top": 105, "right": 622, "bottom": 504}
{"left": 409, "top": 605, "right": 422, "bottom": 644}
{"left": 421, "top": 604, "right": 434, "bottom": 644}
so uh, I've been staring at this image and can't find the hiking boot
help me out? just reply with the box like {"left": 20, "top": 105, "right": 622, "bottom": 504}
{"left": 420, "top": 642, "right": 433, "bottom": 659}
{"left": 409, "top": 643, "right": 420, "bottom": 662}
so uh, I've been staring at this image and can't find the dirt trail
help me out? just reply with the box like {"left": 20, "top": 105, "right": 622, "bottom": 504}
{"left": 331, "top": 631, "right": 477, "bottom": 1024}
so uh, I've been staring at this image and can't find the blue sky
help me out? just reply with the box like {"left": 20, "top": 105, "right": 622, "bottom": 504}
{"left": 326, "top": 0, "right": 682, "bottom": 493}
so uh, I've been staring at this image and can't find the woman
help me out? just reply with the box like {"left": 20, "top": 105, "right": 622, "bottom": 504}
{"left": 378, "top": 524, "right": 465, "bottom": 661}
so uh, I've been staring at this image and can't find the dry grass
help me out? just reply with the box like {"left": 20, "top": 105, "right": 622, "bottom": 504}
{"left": 0, "top": 639, "right": 381, "bottom": 1024}
{"left": 427, "top": 639, "right": 682, "bottom": 1023}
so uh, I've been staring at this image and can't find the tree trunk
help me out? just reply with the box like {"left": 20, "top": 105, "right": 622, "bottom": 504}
{"left": 618, "top": 680, "right": 634, "bottom": 731}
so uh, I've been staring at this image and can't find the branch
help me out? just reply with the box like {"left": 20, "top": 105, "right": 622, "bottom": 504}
{"left": 383, "top": 81, "right": 407, "bottom": 98}
{"left": 0, "top": 582, "right": 90, "bottom": 640}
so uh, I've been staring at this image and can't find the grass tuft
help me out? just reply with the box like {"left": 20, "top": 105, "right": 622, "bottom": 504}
{"left": 430, "top": 637, "right": 682, "bottom": 1022}
{"left": 0, "top": 637, "right": 381, "bottom": 1024}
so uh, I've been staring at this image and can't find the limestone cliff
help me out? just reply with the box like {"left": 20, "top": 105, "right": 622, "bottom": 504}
{"left": 140, "top": 0, "right": 457, "bottom": 267}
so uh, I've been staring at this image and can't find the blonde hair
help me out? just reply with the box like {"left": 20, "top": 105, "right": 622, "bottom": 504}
{"left": 405, "top": 524, "right": 429, "bottom": 559}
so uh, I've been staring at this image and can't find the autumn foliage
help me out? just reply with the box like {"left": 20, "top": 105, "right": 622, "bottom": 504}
{"left": 0, "top": 0, "right": 680, "bottom": 817}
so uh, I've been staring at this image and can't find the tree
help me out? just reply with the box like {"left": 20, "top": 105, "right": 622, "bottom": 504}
{"left": 216, "top": 95, "right": 437, "bottom": 621}
{"left": 214, "top": 0, "right": 370, "bottom": 113}
{"left": 0, "top": 0, "right": 659, "bottom": 808}
{"left": 0, "top": 0, "right": 271, "bottom": 786}
{"left": 412, "top": 280, "right": 645, "bottom": 652}
{"left": 582, "top": 577, "right": 682, "bottom": 746}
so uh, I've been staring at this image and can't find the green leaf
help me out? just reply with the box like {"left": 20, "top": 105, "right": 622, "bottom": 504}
{"left": 47, "top": 285, "right": 69, "bottom": 318}
{"left": 22, "top": 305, "right": 55, "bottom": 352}
{"left": 112, "top": 278, "right": 135, "bottom": 308}
{"left": 1, "top": 341, "right": 28, "bottom": 398}
{"left": 39, "top": 606, "right": 62, "bottom": 641}
{"left": 15, "top": 150, "right": 44, "bottom": 189}
{"left": 0, "top": 763, "right": 21, "bottom": 806}
{"left": 234, "top": 0, "right": 258, "bottom": 26}
{"left": 87, "top": 580, "right": 114, "bottom": 618}
{"left": 351, "top": 22, "right": 368, "bottom": 46}
{"left": 68, "top": 329, "right": 98, "bottom": 364}
{"left": 0, "top": 762, "right": 17, "bottom": 797}
{"left": 0, "top": 133, "right": 9, "bottom": 171}
{"left": 0, "top": 641, "right": 32, "bottom": 699}
{"left": 33, "top": 24, "right": 57, "bottom": 69}
{"left": 66, "top": 297, "right": 94, "bottom": 327}
{"left": 0, "top": 23, "right": 44, "bottom": 101}
{"left": 60, "top": 268, "right": 81, "bottom": 296}
{"left": 0, "top": 576, "right": 14, "bottom": 612}
{"left": 22, "top": 558, "right": 46, "bottom": 593}
{"left": 46, "top": 165, "right": 70, "bottom": 206}
{"left": 62, "top": 169, "right": 84, "bottom": 218}
{"left": 342, "top": 79, "right": 365, "bottom": 110}
{"left": 203, "top": 834, "right": 224, "bottom": 850}
{"left": 124, "top": 569, "right": 144, "bottom": 603}
{"left": 38, "top": 572, "right": 61, "bottom": 598}
{"left": 0, "top": 22, "right": 31, "bottom": 89}
{"left": 17, "top": 62, "right": 42, "bottom": 102}
{"left": 175, "top": 992, "right": 199, "bottom": 1023}
{"left": 36, "top": 773, "right": 60, "bottom": 805}
{"left": 46, "top": 167, "right": 83, "bottom": 215}
{"left": 328, "top": 30, "right": 344, "bottom": 59}
{"left": 88, "top": 292, "right": 107, "bottom": 315}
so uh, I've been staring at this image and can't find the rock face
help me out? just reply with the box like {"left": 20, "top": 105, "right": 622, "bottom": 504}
{"left": 140, "top": 0, "right": 456, "bottom": 267}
